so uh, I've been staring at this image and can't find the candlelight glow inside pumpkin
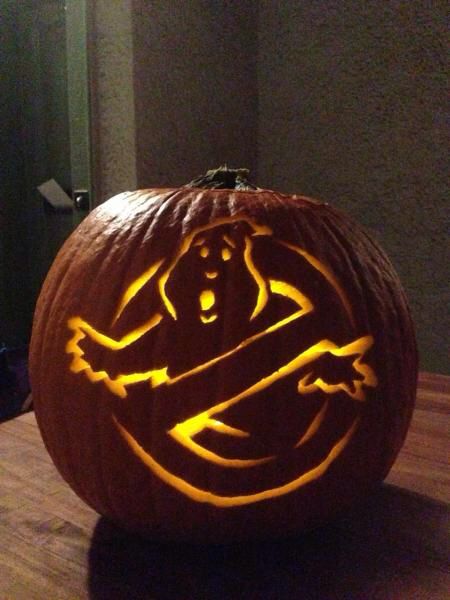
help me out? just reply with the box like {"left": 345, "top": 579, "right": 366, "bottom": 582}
{"left": 65, "top": 215, "right": 377, "bottom": 506}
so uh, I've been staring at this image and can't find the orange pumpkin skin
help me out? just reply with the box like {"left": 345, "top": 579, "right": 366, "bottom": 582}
{"left": 30, "top": 176, "right": 417, "bottom": 542}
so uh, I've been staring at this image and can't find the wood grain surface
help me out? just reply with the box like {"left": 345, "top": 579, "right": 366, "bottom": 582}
{"left": 0, "top": 372, "right": 449, "bottom": 599}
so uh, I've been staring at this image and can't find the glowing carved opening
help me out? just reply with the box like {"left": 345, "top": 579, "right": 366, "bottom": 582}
{"left": 222, "top": 234, "right": 236, "bottom": 248}
{"left": 295, "top": 400, "right": 329, "bottom": 447}
{"left": 199, "top": 290, "right": 215, "bottom": 312}
{"left": 222, "top": 247, "right": 232, "bottom": 261}
{"left": 67, "top": 316, "right": 169, "bottom": 398}
{"left": 279, "top": 241, "right": 355, "bottom": 326}
{"left": 244, "top": 235, "right": 269, "bottom": 320}
{"left": 296, "top": 336, "right": 378, "bottom": 402}
{"left": 114, "top": 259, "right": 164, "bottom": 323}
{"left": 66, "top": 220, "right": 317, "bottom": 399}
{"left": 114, "top": 415, "right": 360, "bottom": 506}
{"left": 66, "top": 214, "right": 378, "bottom": 505}
{"left": 154, "top": 216, "right": 271, "bottom": 322}
{"left": 169, "top": 413, "right": 272, "bottom": 468}
{"left": 200, "top": 314, "right": 218, "bottom": 324}
{"left": 166, "top": 335, "right": 375, "bottom": 465}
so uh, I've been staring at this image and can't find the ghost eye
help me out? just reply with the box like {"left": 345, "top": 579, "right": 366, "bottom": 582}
{"left": 200, "top": 246, "right": 209, "bottom": 258}
{"left": 222, "top": 247, "right": 232, "bottom": 261}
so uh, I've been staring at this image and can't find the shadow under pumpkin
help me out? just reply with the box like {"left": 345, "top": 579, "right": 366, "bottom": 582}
{"left": 87, "top": 484, "right": 449, "bottom": 600}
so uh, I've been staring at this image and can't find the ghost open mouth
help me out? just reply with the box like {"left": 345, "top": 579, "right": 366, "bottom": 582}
{"left": 199, "top": 289, "right": 218, "bottom": 323}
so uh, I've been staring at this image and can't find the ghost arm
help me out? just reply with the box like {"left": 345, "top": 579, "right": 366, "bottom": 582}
{"left": 66, "top": 314, "right": 166, "bottom": 398}
{"left": 296, "top": 336, "right": 377, "bottom": 402}
{"left": 164, "top": 334, "right": 377, "bottom": 466}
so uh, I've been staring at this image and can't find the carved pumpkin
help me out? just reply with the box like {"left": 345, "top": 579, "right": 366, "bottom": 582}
{"left": 30, "top": 167, "right": 417, "bottom": 542}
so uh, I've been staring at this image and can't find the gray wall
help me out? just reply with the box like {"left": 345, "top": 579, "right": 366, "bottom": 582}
{"left": 132, "top": 1, "right": 258, "bottom": 188}
{"left": 89, "top": 0, "right": 138, "bottom": 201}
{"left": 91, "top": 1, "right": 447, "bottom": 373}
{"left": 257, "top": 1, "right": 448, "bottom": 374}
{"left": 90, "top": 1, "right": 258, "bottom": 196}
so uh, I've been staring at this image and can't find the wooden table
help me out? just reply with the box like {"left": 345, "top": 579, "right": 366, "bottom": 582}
{"left": 1, "top": 373, "right": 449, "bottom": 599}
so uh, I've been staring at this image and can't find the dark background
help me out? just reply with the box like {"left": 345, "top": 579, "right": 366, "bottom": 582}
{"left": 1, "top": 0, "right": 448, "bottom": 373}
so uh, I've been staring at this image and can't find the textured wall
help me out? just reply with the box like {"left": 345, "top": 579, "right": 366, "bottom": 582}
{"left": 91, "top": 1, "right": 448, "bottom": 373}
{"left": 132, "top": 0, "right": 258, "bottom": 187}
{"left": 90, "top": 0, "right": 137, "bottom": 202}
{"left": 258, "top": 1, "right": 448, "bottom": 373}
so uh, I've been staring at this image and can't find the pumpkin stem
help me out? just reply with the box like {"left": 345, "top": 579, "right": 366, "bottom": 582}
{"left": 185, "top": 166, "right": 259, "bottom": 191}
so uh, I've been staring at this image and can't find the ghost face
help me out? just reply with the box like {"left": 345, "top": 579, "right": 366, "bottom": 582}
{"left": 165, "top": 223, "right": 259, "bottom": 328}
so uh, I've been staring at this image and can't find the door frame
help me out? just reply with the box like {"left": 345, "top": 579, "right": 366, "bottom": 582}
{"left": 66, "top": 0, "right": 94, "bottom": 210}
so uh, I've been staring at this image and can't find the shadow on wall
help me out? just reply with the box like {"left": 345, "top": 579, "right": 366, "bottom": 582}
{"left": 88, "top": 484, "right": 449, "bottom": 599}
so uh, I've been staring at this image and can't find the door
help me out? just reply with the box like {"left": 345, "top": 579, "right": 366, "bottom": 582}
{"left": 0, "top": 0, "right": 92, "bottom": 348}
